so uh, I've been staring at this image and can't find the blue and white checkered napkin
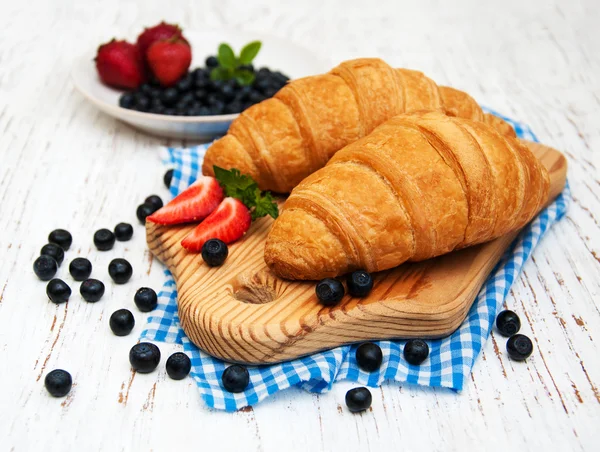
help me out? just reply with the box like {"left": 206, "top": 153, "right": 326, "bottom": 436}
{"left": 141, "top": 111, "right": 570, "bottom": 411}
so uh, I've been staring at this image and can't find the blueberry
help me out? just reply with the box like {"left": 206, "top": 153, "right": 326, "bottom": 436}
{"left": 119, "top": 93, "right": 135, "bottom": 109}
{"left": 263, "top": 87, "right": 279, "bottom": 98}
{"left": 164, "top": 108, "right": 176, "bottom": 116}
{"left": 193, "top": 67, "right": 208, "bottom": 80}
{"left": 139, "top": 83, "right": 153, "bottom": 95}
{"left": 33, "top": 255, "right": 58, "bottom": 281}
{"left": 93, "top": 228, "right": 116, "bottom": 251}
{"left": 136, "top": 203, "right": 155, "bottom": 224}
{"left": 209, "top": 101, "right": 225, "bottom": 115}
{"left": 258, "top": 67, "right": 271, "bottom": 74}
{"left": 208, "top": 80, "right": 224, "bottom": 92}
{"left": 109, "top": 308, "right": 135, "bottom": 336}
{"left": 194, "top": 88, "right": 208, "bottom": 100}
{"left": 206, "top": 92, "right": 221, "bottom": 105}
{"left": 248, "top": 91, "right": 266, "bottom": 104}
{"left": 187, "top": 107, "right": 202, "bottom": 116}
{"left": 163, "top": 169, "right": 174, "bottom": 189}
{"left": 46, "top": 279, "right": 71, "bottom": 304}
{"left": 133, "top": 94, "right": 150, "bottom": 112}
{"left": 144, "top": 195, "right": 163, "bottom": 212}
{"left": 223, "top": 102, "right": 243, "bottom": 114}
{"left": 239, "top": 64, "right": 254, "bottom": 73}
{"left": 178, "top": 92, "right": 196, "bottom": 107}
{"left": 272, "top": 71, "right": 289, "bottom": 83}
{"left": 134, "top": 287, "right": 158, "bottom": 312}
{"left": 355, "top": 342, "right": 383, "bottom": 372}
{"left": 315, "top": 278, "right": 344, "bottom": 306}
{"left": 403, "top": 339, "right": 429, "bottom": 365}
{"left": 506, "top": 334, "right": 533, "bottom": 361}
{"left": 198, "top": 106, "right": 211, "bottom": 116}
{"left": 148, "top": 87, "right": 162, "bottom": 99}
{"left": 345, "top": 387, "right": 372, "bottom": 413}
{"left": 79, "top": 279, "right": 105, "bottom": 302}
{"left": 150, "top": 97, "right": 163, "bottom": 108}
{"left": 201, "top": 239, "right": 228, "bottom": 267}
{"left": 149, "top": 106, "right": 165, "bottom": 115}
{"left": 114, "top": 223, "right": 133, "bottom": 241}
{"left": 129, "top": 342, "right": 161, "bottom": 373}
{"left": 44, "top": 369, "right": 72, "bottom": 397}
{"left": 255, "top": 79, "right": 270, "bottom": 94}
{"left": 108, "top": 258, "right": 132, "bottom": 284}
{"left": 48, "top": 229, "right": 72, "bottom": 250}
{"left": 166, "top": 352, "right": 192, "bottom": 380}
{"left": 221, "top": 364, "right": 249, "bottom": 393}
{"left": 176, "top": 75, "right": 193, "bottom": 92}
{"left": 42, "top": 241, "right": 65, "bottom": 265}
{"left": 194, "top": 77, "right": 208, "bottom": 89}
{"left": 161, "top": 87, "right": 179, "bottom": 106}
{"left": 496, "top": 310, "right": 521, "bottom": 337}
{"left": 346, "top": 270, "right": 373, "bottom": 297}
{"left": 205, "top": 56, "right": 219, "bottom": 68}
{"left": 221, "top": 84, "right": 235, "bottom": 101}
{"left": 69, "top": 257, "right": 92, "bottom": 281}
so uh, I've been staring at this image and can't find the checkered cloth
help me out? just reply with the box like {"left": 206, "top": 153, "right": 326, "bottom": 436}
{"left": 141, "top": 110, "right": 570, "bottom": 411}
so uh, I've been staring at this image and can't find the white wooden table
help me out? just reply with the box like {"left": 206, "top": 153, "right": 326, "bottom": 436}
{"left": 1, "top": 0, "right": 599, "bottom": 450}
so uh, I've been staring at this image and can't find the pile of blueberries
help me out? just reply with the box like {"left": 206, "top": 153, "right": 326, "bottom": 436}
{"left": 119, "top": 56, "right": 290, "bottom": 116}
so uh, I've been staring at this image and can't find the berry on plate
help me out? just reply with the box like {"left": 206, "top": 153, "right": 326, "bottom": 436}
{"left": 147, "top": 176, "right": 224, "bottom": 225}
{"left": 95, "top": 39, "right": 146, "bottom": 90}
{"left": 94, "top": 228, "right": 116, "bottom": 251}
{"left": 46, "top": 279, "right": 71, "bottom": 304}
{"left": 134, "top": 287, "right": 158, "bottom": 312}
{"left": 496, "top": 310, "right": 521, "bottom": 337}
{"left": 345, "top": 387, "right": 372, "bottom": 413}
{"left": 109, "top": 309, "right": 135, "bottom": 336}
{"left": 33, "top": 255, "right": 58, "bottom": 281}
{"left": 108, "top": 258, "right": 133, "bottom": 284}
{"left": 80, "top": 279, "right": 105, "bottom": 303}
{"left": 48, "top": 229, "right": 72, "bottom": 251}
{"left": 315, "top": 278, "right": 345, "bottom": 306}
{"left": 114, "top": 222, "right": 134, "bottom": 241}
{"left": 221, "top": 364, "right": 250, "bottom": 393}
{"left": 403, "top": 339, "right": 429, "bottom": 365}
{"left": 69, "top": 257, "right": 92, "bottom": 281}
{"left": 181, "top": 197, "right": 251, "bottom": 252}
{"left": 166, "top": 352, "right": 192, "bottom": 380}
{"left": 355, "top": 342, "right": 383, "bottom": 372}
{"left": 201, "top": 238, "right": 229, "bottom": 267}
{"left": 40, "top": 243, "right": 64, "bottom": 266}
{"left": 506, "top": 334, "right": 533, "bottom": 361}
{"left": 129, "top": 342, "right": 161, "bottom": 373}
{"left": 136, "top": 22, "right": 186, "bottom": 62}
{"left": 346, "top": 270, "right": 373, "bottom": 297}
{"left": 44, "top": 369, "right": 72, "bottom": 397}
{"left": 147, "top": 37, "right": 192, "bottom": 87}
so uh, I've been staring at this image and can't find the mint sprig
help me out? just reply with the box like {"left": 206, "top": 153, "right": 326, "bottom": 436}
{"left": 213, "top": 166, "right": 278, "bottom": 221}
{"left": 210, "top": 41, "right": 262, "bottom": 86}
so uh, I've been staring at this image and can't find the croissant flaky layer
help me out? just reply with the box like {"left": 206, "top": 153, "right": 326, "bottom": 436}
{"left": 202, "top": 58, "right": 516, "bottom": 193}
{"left": 264, "top": 111, "right": 550, "bottom": 280}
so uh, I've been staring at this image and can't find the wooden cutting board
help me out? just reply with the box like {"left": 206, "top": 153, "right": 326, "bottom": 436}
{"left": 146, "top": 141, "right": 567, "bottom": 364}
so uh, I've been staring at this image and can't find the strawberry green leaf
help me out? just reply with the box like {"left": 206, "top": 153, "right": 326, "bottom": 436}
{"left": 217, "top": 43, "right": 236, "bottom": 69}
{"left": 239, "top": 41, "right": 262, "bottom": 65}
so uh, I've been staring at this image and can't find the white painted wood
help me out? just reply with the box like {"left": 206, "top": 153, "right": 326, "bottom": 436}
{"left": 0, "top": 0, "right": 598, "bottom": 450}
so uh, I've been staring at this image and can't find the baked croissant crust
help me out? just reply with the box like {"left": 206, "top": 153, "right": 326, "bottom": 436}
{"left": 264, "top": 111, "right": 549, "bottom": 280}
{"left": 202, "top": 58, "right": 516, "bottom": 193}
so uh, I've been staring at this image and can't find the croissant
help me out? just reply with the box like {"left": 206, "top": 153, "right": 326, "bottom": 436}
{"left": 264, "top": 111, "right": 550, "bottom": 280}
{"left": 202, "top": 58, "right": 515, "bottom": 193}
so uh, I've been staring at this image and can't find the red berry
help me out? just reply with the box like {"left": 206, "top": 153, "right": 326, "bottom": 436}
{"left": 137, "top": 22, "right": 187, "bottom": 61}
{"left": 95, "top": 39, "right": 146, "bottom": 89}
{"left": 146, "top": 37, "right": 192, "bottom": 86}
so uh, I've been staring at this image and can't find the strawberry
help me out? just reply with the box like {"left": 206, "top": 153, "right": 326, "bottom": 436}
{"left": 146, "top": 37, "right": 192, "bottom": 86}
{"left": 147, "top": 176, "right": 223, "bottom": 225}
{"left": 95, "top": 39, "right": 146, "bottom": 89}
{"left": 181, "top": 198, "right": 251, "bottom": 252}
{"left": 136, "top": 22, "right": 187, "bottom": 61}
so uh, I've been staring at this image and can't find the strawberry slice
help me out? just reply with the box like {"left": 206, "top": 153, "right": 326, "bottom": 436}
{"left": 147, "top": 176, "right": 223, "bottom": 225}
{"left": 181, "top": 197, "right": 251, "bottom": 252}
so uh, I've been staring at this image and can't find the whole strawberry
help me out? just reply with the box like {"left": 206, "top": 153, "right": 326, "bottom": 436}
{"left": 137, "top": 22, "right": 187, "bottom": 61}
{"left": 147, "top": 37, "right": 192, "bottom": 87}
{"left": 95, "top": 39, "right": 146, "bottom": 89}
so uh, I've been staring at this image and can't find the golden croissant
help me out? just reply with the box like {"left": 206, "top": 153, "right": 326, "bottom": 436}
{"left": 202, "top": 58, "right": 515, "bottom": 193}
{"left": 264, "top": 111, "right": 550, "bottom": 280}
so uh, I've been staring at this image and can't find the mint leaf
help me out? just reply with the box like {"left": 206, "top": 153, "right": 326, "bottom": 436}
{"left": 233, "top": 69, "right": 255, "bottom": 86}
{"left": 239, "top": 41, "right": 262, "bottom": 65}
{"left": 252, "top": 190, "right": 279, "bottom": 220}
{"left": 210, "top": 66, "right": 233, "bottom": 81}
{"left": 217, "top": 43, "right": 236, "bottom": 69}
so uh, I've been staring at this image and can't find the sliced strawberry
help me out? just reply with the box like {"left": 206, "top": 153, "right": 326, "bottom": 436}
{"left": 181, "top": 198, "right": 251, "bottom": 252}
{"left": 147, "top": 176, "right": 223, "bottom": 225}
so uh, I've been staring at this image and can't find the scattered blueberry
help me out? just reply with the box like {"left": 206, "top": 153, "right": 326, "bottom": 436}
{"left": 163, "top": 169, "right": 174, "bottom": 188}
{"left": 315, "top": 278, "right": 345, "bottom": 306}
{"left": 345, "top": 387, "right": 372, "bottom": 413}
{"left": 201, "top": 239, "right": 228, "bottom": 267}
{"left": 44, "top": 369, "right": 72, "bottom": 397}
{"left": 48, "top": 229, "right": 72, "bottom": 251}
{"left": 496, "top": 310, "right": 521, "bottom": 337}
{"left": 108, "top": 258, "right": 133, "bottom": 284}
{"left": 346, "top": 270, "right": 373, "bottom": 297}
{"left": 144, "top": 195, "right": 163, "bottom": 211}
{"left": 166, "top": 352, "right": 192, "bottom": 380}
{"left": 40, "top": 243, "right": 64, "bottom": 266}
{"left": 355, "top": 342, "right": 383, "bottom": 372}
{"left": 69, "top": 257, "right": 92, "bottom": 281}
{"left": 129, "top": 342, "right": 161, "bottom": 373}
{"left": 46, "top": 279, "right": 71, "bottom": 304}
{"left": 114, "top": 223, "right": 134, "bottom": 241}
{"left": 93, "top": 228, "right": 116, "bottom": 251}
{"left": 134, "top": 287, "right": 158, "bottom": 312}
{"left": 506, "top": 334, "right": 533, "bottom": 361}
{"left": 80, "top": 279, "right": 105, "bottom": 302}
{"left": 33, "top": 255, "right": 58, "bottom": 281}
{"left": 221, "top": 364, "right": 250, "bottom": 393}
{"left": 109, "top": 309, "right": 135, "bottom": 336}
{"left": 403, "top": 339, "right": 429, "bottom": 365}
{"left": 136, "top": 203, "right": 155, "bottom": 224}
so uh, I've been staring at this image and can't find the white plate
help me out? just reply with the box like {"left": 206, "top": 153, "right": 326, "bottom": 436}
{"left": 71, "top": 29, "right": 330, "bottom": 140}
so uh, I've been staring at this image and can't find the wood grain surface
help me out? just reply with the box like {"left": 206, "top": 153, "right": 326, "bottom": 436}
{"left": 146, "top": 143, "right": 567, "bottom": 364}
{"left": 0, "top": 0, "right": 598, "bottom": 451}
